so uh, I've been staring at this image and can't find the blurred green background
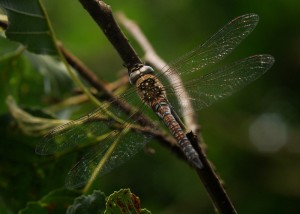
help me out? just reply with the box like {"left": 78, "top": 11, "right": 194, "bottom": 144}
{"left": 1, "top": 0, "right": 300, "bottom": 213}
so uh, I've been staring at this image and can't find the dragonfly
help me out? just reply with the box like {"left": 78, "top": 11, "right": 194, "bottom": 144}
{"left": 36, "top": 13, "right": 274, "bottom": 189}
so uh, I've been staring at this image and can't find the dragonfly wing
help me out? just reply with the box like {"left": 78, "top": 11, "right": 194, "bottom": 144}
{"left": 154, "top": 14, "right": 273, "bottom": 116}
{"left": 36, "top": 84, "right": 154, "bottom": 155}
{"left": 37, "top": 13, "right": 261, "bottom": 155}
{"left": 65, "top": 125, "right": 150, "bottom": 189}
{"left": 36, "top": 104, "right": 113, "bottom": 155}
{"left": 168, "top": 55, "right": 274, "bottom": 112}
{"left": 36, "top": 85, "right": 156, "bottom": 189}
{"left": 162, "top": 13, "right": 260, "bottom": 78}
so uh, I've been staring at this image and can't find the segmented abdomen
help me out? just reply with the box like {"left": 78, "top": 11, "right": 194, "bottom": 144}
{"left": 150, "top": 96, "right": 202, "bottom": 169}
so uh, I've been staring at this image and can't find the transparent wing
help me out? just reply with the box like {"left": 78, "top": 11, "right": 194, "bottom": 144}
{"left": 36, "top": 13, "right": 271, "bottom": 189}
{"left": 37, "top": 13, "right": 261, "bottom": 155}
{"left": 162, "top": 14, "right": 259, "bottom": 81}
{"left": 36, "top": 104, "right": 112, "bottom": 155}
{"left": 155, "top": 14, "right": 273, "bottom": 115}
{"left": 36, "top": 86, "right": 155, "bottom": 188}
{"left": 161, "top": 13, "right": 260, "bottom": 79}
{"left": 166, "top": 55, "right": 274, "bottom": 111}
{"left": 65, "top": 125, "right": 150, "bottom": 189}
{"left": 36, "top": 85, "right": 151, "bottom": 155}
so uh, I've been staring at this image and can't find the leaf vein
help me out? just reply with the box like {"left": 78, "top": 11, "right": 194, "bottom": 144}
{"left": 7, "top": 31, "right": 50, "bottom": 35}
{"left": 4, "top": 6, "right": 45, "bottom": 19}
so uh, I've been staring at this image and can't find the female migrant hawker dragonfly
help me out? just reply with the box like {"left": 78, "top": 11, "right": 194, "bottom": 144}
{"left": 36, "top": 14, "right": 274, "bottom": 189}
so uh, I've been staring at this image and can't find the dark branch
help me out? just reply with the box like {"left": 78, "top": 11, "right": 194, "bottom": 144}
{"left": 78, "top": 0, "right": 142, "bottom": 71}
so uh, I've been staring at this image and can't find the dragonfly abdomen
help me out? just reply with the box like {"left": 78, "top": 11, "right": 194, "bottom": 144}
{"left": 151, "top": 97, "right": 203, "bottom": 169}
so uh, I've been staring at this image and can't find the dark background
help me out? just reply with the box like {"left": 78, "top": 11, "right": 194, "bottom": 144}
{"left": 1, "top": 0, "right": 300, "bottom": 213}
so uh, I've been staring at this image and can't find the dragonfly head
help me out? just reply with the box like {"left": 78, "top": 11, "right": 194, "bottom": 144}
{"left": 129, "top": 65, "right": 154, "bottom": 85}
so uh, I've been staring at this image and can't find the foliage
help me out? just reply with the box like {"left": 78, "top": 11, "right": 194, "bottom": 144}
{"left": 104, "top": 189, "right": 151, "bottom": 214}
{"left": 0, "top": 0, "right": 58, "bottom": 55}
{"left": 67, "top": 190, "right": 106, "bottom": 214}
{"left": 19, "top": 189, "right": 80, "bottom": 214}
{"left": 0, "top": 0, "right": 150, "bottom": 213}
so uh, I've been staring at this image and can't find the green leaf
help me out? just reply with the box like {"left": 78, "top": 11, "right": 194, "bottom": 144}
{"left": 0, "top": 44, "right": 47, "bottom": 113}
{"left": 0, "top": 0, "right": 102, "bottom": 108}
{"left": 19, "top": 188, "right": 80, "bottom": 214}
{"left": 25, "top": 53, "right": 74, "bottom": 96}
{"left": 0, "top": 0, "right": 58, "bottom": 55}
{"left": 0, "top": 46, "right": 25, "bottom": 113}
{"left": 67, "top": 190, "right": 106, "bottom": 214}
{"left": 0, "top": 37, "right": 74, "bottom": 100}
{"left": 0, "top": 30, "right": 20, "bottom": 55}
{"left": 0, "top": 109, "right": 78, "bottom": 212}
{"left": 105, "top": 189, "right": 151, "bottom": 214}
{"left": 0, "top": 196, "right": 13, "bottom": 214}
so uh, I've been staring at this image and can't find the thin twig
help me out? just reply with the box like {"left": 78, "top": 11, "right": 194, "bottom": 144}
{"left": 116, "top": 12, "right": 199, "bottom": 134}
{"left": 44, "top": 93, "right": 90, "bottom": 113}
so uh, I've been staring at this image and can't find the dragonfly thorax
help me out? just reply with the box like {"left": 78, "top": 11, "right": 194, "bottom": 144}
{"left": 135, "top": 73, "right": 166, "bottom": 104}
{"left": 129, "top": 65, "right": 154, "bottom": 84}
